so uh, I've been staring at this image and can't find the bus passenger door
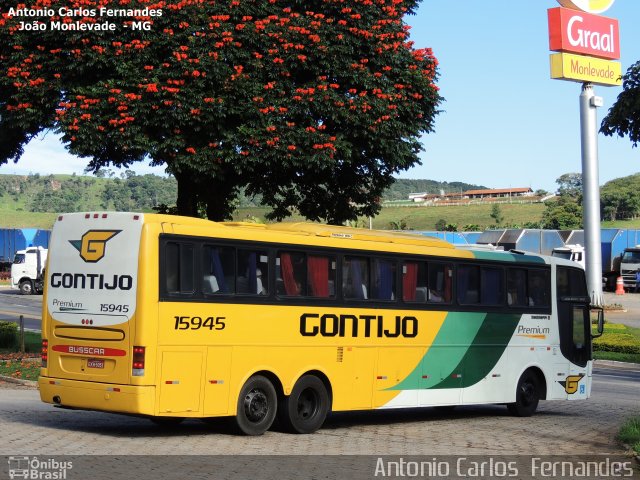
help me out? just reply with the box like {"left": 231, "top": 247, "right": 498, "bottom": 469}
{"left": 556, "top": 266, "right": 591, "bottom": 401}
{"left": 158, "top": 350, "right": 203, "bottom": 414}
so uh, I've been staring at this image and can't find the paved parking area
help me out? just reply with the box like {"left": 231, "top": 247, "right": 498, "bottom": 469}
{"left": 0, "top": 368, "right": 637, "bottom": 457}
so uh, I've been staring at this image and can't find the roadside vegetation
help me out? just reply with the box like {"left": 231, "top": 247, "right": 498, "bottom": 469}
{"left": 593, "top": 323, "right": 640, "bottom": 364}
{"left": 0, "top": 323, "right": 40, "bottom": 381}
{"left": 617, "top": 416, "right": 640, "bottom": 455}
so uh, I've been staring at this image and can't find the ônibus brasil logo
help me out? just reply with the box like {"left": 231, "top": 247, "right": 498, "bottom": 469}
{"left": 556, "top": 0, "right": 615, "bottom": 14}
{"left": 69, "top": 230, "right": 121, "bottom": 263}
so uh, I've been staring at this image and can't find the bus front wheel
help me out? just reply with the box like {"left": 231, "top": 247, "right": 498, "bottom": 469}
{"left": 507, "top": 370, "right": 540, "bottom": 417}
{"left": 278, "top": 375, "right": 329, "bottom": 434}
{"left": 235, "top": 375, "right": 277, "bottom": 435}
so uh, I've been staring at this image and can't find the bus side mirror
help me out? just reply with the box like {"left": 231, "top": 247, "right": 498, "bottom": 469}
{"left": 591, "top": 307, "right": 604, "bottom": 338}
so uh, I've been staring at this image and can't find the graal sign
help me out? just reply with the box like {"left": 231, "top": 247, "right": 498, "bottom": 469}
{"left": 548, "top": 8, "right": 619, "bottom": 60}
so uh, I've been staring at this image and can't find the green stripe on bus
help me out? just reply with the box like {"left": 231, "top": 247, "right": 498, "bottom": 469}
{"left": 391, "top": 312, "right": 486, "bottom": 391}
{"left": 428, "top": 312, "right": 522, "bottom": 389}
{"left": 471, "top": 251, "right": 546, "bottom": 264}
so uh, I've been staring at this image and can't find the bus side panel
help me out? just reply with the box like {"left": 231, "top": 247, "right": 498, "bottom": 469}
{"left": 203, "top": 346, "right": 233, "bottom": 415}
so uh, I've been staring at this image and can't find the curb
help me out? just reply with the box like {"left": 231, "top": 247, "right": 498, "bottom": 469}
{"left": 594, "top": 359, "right": 640, "bottom": 372}
{"left": 0, "top": 374, "right": 38, "bottom": 387}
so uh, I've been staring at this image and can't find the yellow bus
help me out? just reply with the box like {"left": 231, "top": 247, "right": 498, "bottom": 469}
{"left": 39, "top": 212, "right": 603, "bottom": 435}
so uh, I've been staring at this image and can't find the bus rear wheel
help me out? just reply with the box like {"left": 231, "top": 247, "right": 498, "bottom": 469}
{"left": 507, "top": 370, "right": 540, "bottom": 417}
{"left": 278, "top": 375, "right": 329, "bottom": 434}
{"left": 235, "top": 375, "right": 277, "bottom": 436}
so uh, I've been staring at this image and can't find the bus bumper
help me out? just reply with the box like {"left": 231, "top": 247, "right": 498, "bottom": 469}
{"left": 39, "top": 377, "right": 156, "bottom": 416}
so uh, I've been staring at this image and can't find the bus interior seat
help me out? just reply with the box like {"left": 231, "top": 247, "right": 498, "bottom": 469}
{"left": 203, "top": 275, "right": 219, "bottom": 293}
{"left": 415, "top": 287, "right": 428, "bottom": 303}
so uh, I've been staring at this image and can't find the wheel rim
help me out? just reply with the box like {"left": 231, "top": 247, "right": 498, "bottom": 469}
{"left": 520, "top": 381, "right": 536, "bottom": 406}
{"left": 244, "top": 388, "right": 269, "bottom": 423}
{"left": 296, "top": 388, "right": 319, "bottom": 421}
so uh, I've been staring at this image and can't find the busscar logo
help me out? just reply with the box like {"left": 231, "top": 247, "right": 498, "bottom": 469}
{"left": 69, "top": 230, "right": 121, "bottom": 263}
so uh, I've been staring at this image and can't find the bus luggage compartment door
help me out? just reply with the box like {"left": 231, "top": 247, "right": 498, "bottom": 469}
{"left": 158, "top": 350, "right": 203, "bottom": 414}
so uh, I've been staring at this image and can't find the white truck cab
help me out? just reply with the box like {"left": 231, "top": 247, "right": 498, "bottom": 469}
{"left": 11, "top": 246, "right": 48, "bottom": 295}
{"left": 551, "top": 244, "right": 585, "bottom": 269}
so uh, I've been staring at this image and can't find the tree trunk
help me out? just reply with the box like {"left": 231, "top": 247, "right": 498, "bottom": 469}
{"left": 174, "top": 168, "right": 198, "bottom": 217}
{"left": 204, "top": 178, "right": 238, "bottom": 222}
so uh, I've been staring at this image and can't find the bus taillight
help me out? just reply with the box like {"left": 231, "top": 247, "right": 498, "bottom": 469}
{"left": 132, "top": 346, "right": 145, "bottom": 376}
{"left": 41, "top": 339, "right": 48, "bottom": 368}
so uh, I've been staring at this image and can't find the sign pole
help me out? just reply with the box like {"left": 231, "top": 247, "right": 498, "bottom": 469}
{"left": 579, "top": 82, "right": 604, "bottom": 306}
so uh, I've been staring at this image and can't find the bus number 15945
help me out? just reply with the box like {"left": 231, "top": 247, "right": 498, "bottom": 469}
{"left": 174, "top": 316, "right": 226, "bottom": 331}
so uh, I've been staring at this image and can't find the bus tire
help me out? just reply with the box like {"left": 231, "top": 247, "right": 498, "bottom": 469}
{"left": 235, "top": 375, "right": 277, "bottom": 436}
{"left": 19, "top": 280, "right": 33, "bottom": 295}
{"left": 507, "top": 370, "right": 540, "bottom": 417}
{"left": 278, "top": 375, "right": 329, "bottom": 434}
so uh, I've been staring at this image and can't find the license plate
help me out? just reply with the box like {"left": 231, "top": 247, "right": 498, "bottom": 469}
{"left": 87, "top": 358, "right": 105, "bottom": 369}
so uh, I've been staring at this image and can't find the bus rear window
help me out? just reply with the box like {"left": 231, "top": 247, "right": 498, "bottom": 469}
{"left": 165, "top": 242, "right": 195, "bottom": 294}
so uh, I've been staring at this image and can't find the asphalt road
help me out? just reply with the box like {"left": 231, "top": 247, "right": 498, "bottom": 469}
{"left": 0, "top": 288, "right": 42, "bottom": 330}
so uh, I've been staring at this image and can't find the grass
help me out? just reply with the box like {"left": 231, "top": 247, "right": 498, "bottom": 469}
{"left": 0, "top": 358, "right": 39, "bottom": 381}
{"left": 617, "top": 416, "right": 640, "bottom": 455}
{"left": 0, "top": 211, "right": 58, "bottom": 229}
{"left": 233, "top": 203, "right": 548, "bottom": 231}
{"left": 6, "top": 201, "right": 640, "bottom": 232}
{"left": 0, "top": 331, "right": 42, "bottom": 355}
{"left": 593, "top": 351, "right": 640, "bottom": 363}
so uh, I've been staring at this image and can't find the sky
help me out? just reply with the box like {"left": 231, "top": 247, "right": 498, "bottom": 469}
{"left": 2, "top": 0, "right": 639, "bottom": 193}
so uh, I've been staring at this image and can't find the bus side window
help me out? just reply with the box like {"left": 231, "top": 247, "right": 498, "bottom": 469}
{"left": 402, "top": 261, "right": 426, "bottom": 303}
{"left": 307, "top": 255, "right": 336, "bottom": 298}
{"left": 237, "top": 250, "right": 269, "bottom": 295}
{"left": 457, "top": 265, "right": 480, "bottom": 305}
{"left": 507, "top": 268, "right": 528, "bottom": 307}
{"left": 203, "top": 246, "right": 235, "bottom": 294}
{"left": 428, "top": 262, "right": 453, "bottom": 303}
{"left": 343, "top": 257, "right": 369, "bottom": 300}
{"left": 480, "top": 267, "right": 504, "bottom": 305}
{"left": 371, "top": 258, "right": 396, "bottom": 301}
{"left": 277, "top": 252, "right": 305, "bottom": 296}
{"left": 165, "top": 242, "right": 195, "bottom": 294}
{"left": 528, "top": 269, "right": 551, "bottom": 307}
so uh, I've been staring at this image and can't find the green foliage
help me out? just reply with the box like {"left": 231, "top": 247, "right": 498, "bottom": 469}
{"left": 555, "top": 173, "right": 583, "bottom": 198}
{"left": 0, "top": 173, "right": 176, "bottom": 214}
{"left": 601, "top": 60, "right": 640, "bottom": 147}
{"left": 489, "top": 204, "right": 504, "bottom": 226}
{"left": 462, "top": 224, "right": 480, "bottom": 231}
{"left": 541, "top": 196, "right": 582, "bottom": 229}
{"left": 0, "top": 322, "right": 17, "bottom": 349}
{"left": 435, "top": 218, "right": 447, "bottom": 231}
{"left": 593, "top": 323, "right": 640, "bottom": 355}
{"left": 389, "top": 217, "right": 409, "bottom": 230}
{"left": 1, "top": 0, "right": 442, "bottom": 225}
{"left": 600, "top": 173, "right": 640, "bottom": 221}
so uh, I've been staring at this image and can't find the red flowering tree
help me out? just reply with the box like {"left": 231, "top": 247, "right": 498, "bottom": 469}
{"left": 1, "top": 0, "right": 441, "bottom": 223}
